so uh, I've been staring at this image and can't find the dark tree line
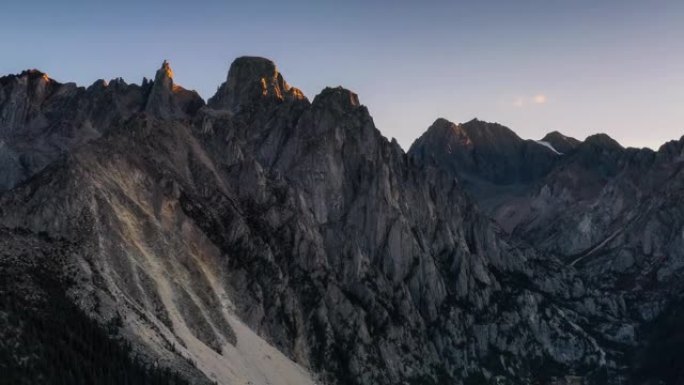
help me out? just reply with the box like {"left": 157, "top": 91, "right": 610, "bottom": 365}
{"left": 0, "top": 265, "right": 191, "bottom": 385}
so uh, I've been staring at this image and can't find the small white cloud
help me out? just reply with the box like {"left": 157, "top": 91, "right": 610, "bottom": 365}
{"left": 532, "top": 94, "right": 547, "bottom": 104}
{"left": 512, "top": 94, "right": 547, "bottom": 107}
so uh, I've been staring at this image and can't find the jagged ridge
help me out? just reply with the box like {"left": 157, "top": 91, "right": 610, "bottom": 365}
{"left": 0, "top": 56, "right": 644, "bottom": 385}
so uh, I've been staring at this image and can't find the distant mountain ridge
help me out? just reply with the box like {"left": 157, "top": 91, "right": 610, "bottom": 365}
{"left": 410, "top": 118, "right": 561, "bottom": 186}
{"left": 409, "top": 117, "right": 684, "bottom": 384}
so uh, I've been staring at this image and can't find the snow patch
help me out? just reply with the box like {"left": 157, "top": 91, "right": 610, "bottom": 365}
{"left": 535, "top": 140, "right": 563, "bottom": 155}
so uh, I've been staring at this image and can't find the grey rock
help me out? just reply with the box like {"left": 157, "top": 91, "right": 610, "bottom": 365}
{"left": 0, "top": 57, "right": 652, "bottom": 385}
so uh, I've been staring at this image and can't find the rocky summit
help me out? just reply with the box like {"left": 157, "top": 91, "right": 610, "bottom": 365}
{"left": 0, "top": 57, "right": 680, "bottom": 385}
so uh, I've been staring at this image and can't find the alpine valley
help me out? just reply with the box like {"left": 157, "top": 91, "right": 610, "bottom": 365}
{"left": 1, "top": 57, "right": 682, "bottom": 385}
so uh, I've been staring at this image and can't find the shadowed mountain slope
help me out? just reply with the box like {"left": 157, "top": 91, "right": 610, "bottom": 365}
{"left": 410, "top": 117, "right": 684, "bottom": 385}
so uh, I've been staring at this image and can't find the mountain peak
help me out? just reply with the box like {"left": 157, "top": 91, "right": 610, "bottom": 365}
{"left": 541, "top": 131, "right": 581, "bottom": 153}
{"left": 422, "top": 118, "right": 462, "bottom": 140}
{"left": 0, "top": 69, "right": 53, "bottom": 87}
{"left": 145, "top": 61, "right": 178, "bottom": 118}
{"left": 232, "top": 56, "right": 276, "bottom": 73}
{"left": 542, "top": 130, "right": 570, "bottom": 141}
{"left": 583, "top": 133, "right": 623, "bottom": 150}
{"left": 22, "top": 69, "right": 51, "bottom": 82}
{"left": 312, "top": 86, "right": 360, "bottom": 111}
{"left": 145, "top": 60, "right": 204, "bottom": 118}
{"left": 410, "top": 118, "right": 559, "bottom": 186}
{"left": 208, "top": 56, "right": 306, "bottom": 112}
{"left": 431, "top": 117, "right": 455, "bottom": 127}
{"left": 416, "top": 118, "right": 525, "bottom": 151}
{"left": 157, "top": 60, "right": 174, "bottom": 81}
{"left": 459, "top": 118, "right": 523, "bottom": 145}
{"left": 149, "top": 60, "right": 175, "bottom": 89}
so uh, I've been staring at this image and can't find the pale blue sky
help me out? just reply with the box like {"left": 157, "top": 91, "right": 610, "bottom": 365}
{"left": 1, "top": 0, "right": 683, "bottom": 149}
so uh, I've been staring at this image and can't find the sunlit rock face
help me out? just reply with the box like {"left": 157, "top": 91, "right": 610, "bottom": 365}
{"left": 208, "top": 56, "right": 306, "bottom": 112}
{"left": 146, "top": 60, "right": 204, "bottom": 119}
{"left": 1, "top": 55, "right": 677, "bottom": 385}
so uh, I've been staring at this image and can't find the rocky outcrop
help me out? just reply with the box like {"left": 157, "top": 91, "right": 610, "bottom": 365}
{"left": 146, "top": 60, "right": 204, "bottom": 119}
{"left": 207, "top": 56, "right": 306, "bottom": 113}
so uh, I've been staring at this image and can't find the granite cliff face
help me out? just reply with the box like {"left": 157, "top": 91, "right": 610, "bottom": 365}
{"left": 0, "top": 57, "right": 672, "bottom": 384}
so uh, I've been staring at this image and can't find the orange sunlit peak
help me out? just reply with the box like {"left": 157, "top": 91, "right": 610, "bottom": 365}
{"left": 260, "top": 77, "right": 269, "bottom": 96}
{"left": 291, "top": 88, "right": 306, "bottom": 100}
{"left": 161, "top": 60, "right": 174, "bottom": 79}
